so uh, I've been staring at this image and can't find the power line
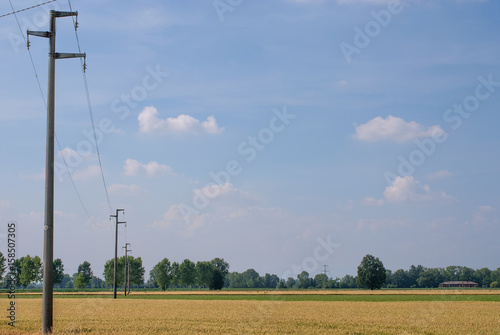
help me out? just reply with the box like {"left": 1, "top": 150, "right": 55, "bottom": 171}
{"left": 1, "top": 0, "right": 56, "bottom": 19}
{"left": 8, "top": 0, "right": 102, "bottom": 228}
{"left": 68, "top": 0, "right": 114, "bottom": 215}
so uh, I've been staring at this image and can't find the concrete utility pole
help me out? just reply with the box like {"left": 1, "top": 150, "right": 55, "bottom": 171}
{"left": 27, "top": 10, "right": 86, "bottom": 335}
{"left": 128, "top": 262, "right": 131, "bottom": 294}
{"left": 123, "top": 243, "right": 131, "bottom": 296}
{"left": 110, "top": 209, "right": 126, "bottom": 299}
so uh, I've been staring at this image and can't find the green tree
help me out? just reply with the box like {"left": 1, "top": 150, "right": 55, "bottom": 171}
{"left": 474, "top": 268, "right": 492, "bottom": 287}
{"left": 408, "top": 265, "right": 424, "bottom": 287}
{"left": 417, "top": 268, "right": 443, "bottom": 288}
{"left": 74, "top": 274, "right": 86, "bottom": 290}
{"left": 128, "top": 257, "right": 145, "bottom": 286}
{"left": 391, "top": 269, "right": 409, "bottom": 288}
{"left": 209, "top": 269, "right": 224, "bottom": 290}
{"left": 211, "top": 257, "right": 229, "bottom": 277}
{"left": 0, "top": 252, "right": 6, "bottom": 280}
{"left": 384, "top": 269, "right": 392, "bottom": 287}
{"left": 490, "top": 281, "right": 499, "bottom": 288}
{"left": 11, "top": 259, "right": 22, "bottom": 287}
{"left": 357, "top": 254, "right": 386, "bottom": 290}
{"left": 147, "top": 269, "right": 158, "bottom": 288}
{"left": 171, "top": 262, "right": 180, "bottom": 287}
{"left": 297, "top": 271, "right": 311, "bottom": 289}
{"left": 314, "top": 273, "right": 328, "bottom": 289}
{"left": 262, "top": 273, "right": 280, "bottom": 289}
{"left": 19, "top": 255, "right": 42, "bottom": 288}
{"left": 103, "top": 256, "right": 145, "bottom": 288}
{"left": 196, "top": 261, "right": 214, "bottom": 288}
{"left": 103, "top": 259, "right": 122, "bottom": 287}
{"left": 53, "top": 258, "right": 64, "bottom": 287}
{"left": 90, "top": 276, "right": 106, "bottom": 289}
{"left": 241, "top": 269, "right": 261, "bottom": 288}
{"left": 209, "top": 258, "right": 229, "bottom": 290}
{"left": 152, "top": 258, "right": 172, "bottom": 291}
{"left": 60, "top": 274, "right": 72, "bottom": 289}
{"left": 179, "top": 259, "right": 196, "bottom": 288}
{"left": 77, "top": 261, "right": 93, "bottom": 288}
{"left": 339, "top": 274, "right": 357, "bottom": 288}
{"left": 277, "top": 279, "right": 286, "bottom": 289}
{"left": 444, "top": 266, "right": 459, "bottom": 281}
{"left": 285, "top": 277, "right": 296, "bottom": 288}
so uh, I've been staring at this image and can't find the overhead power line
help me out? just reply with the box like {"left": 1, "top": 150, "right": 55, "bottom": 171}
{"left": 8, "top": 0, "right": 102, "bottom": 227}
{"left": 68, "top": 0, "right": 114, "bottom": 215}
{"left": 1, "top": 0, "right": 56, "bottom": 19}
{"left": 9, "top": 1, "right": 113, "bottom": 229}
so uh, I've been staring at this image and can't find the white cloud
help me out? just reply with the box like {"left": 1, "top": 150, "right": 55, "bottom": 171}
{"left": 193, "top": 182, "right": 251, "bottom": 201}
{"left": 356, "top": 218, "right": 409, "bottom": 233}
{"left": 472, "top": 206, "right": 497, "bottom": 226}
{"left": 425, "top": 170, "right": 454, "bottom": 180}
{"left": 108, "top": 184, "right": 148, "bottom": 196}
{"left": 354, "top": 115, "right": 446, "bottom": 142}
{"left": 58, "top": 147, "right": 94, "bottom": 161}
{"left": 138, "top": 106, "right": 224, "bottom": 134}
{"left": 361, "top": 197, "right": 385, "bottom": 206}
{"left": 72, "top": 165, "right": 101, "bottom": 181}
{"left": 154, "top": 183, "right": 256, "bottom": 235}
{"left": 383, "top": 176, "right": 454, "bottom": 203}
{"left": 123, "top": 159, "right": 173, "bottom": 177}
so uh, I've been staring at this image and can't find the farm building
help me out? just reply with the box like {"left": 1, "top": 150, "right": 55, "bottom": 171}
{"left": 439, "top": 281, "right": 478, "bottom": 288}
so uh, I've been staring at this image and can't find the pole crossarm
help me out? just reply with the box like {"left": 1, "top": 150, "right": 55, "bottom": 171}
{"left": 53, "top": 10, "right": 78, "bottom": 18}
{"left": 54, "top": 52, "right": 86, "bottom": 59}
{"left": 27, "top": 30, "right": 52, "bottom": 38}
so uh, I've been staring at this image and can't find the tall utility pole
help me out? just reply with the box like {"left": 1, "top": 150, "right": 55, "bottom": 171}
{"left": 123, "top": 243, "right": 131, "bottom": 296}
{"left": 110, "top": 209, "right": 126, "bottom": 299}
{"left": 27, "top": 10, "right": 86, "bottom": 334}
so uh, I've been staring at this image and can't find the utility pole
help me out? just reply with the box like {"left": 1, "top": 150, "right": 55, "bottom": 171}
{"left": 323, "top": 265, "right": 330, "bottom": 277}
{"left": 110, "top": 209, "right": 126, "bottom": 299}
{"left": 27, "top": 10, "right": 86, "bottom": 335}
{"left": 128, "top": 262, "right": 131, "bottom": 294}
{"left": 123, "top": 243, "right": 131, "bottom": 296}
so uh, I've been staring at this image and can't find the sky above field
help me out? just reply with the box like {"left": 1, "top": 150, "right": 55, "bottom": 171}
{"left": 0, "top": 0, "right": 499, "bottom": 280}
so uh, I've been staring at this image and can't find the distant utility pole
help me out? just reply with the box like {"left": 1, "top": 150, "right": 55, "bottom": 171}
{"left": 123, "top": 243, "right": 131, "bottom": 296}
{"left": 323, "top": 265, "right": 330, "bottom": 277}
{"left": 128, "top": 262, "right": 131, "bottom": 294}
{"left": 110, "top": 209, "right": 126, "bottom": 299}
{"left": 27, "top": 10, "right": 86, "bottom": 335}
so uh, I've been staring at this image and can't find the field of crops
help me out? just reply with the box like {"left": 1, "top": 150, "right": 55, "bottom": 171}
{"left": 2, "top": 290, "right": 500, "bottom": 334}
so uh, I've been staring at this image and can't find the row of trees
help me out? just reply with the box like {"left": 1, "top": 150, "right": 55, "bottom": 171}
{"left": 385, "top": 265, "right": 500, "bottom": 288}
{"left": 148, "top": 258, "right": 229, "bottom": 290}
{"left": 1, "top": 252, "right": 499, "bottom": 290}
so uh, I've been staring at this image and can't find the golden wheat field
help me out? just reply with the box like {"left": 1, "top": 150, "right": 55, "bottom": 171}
{"left": 1, "top": 292, "right": 500, "bottom": 334}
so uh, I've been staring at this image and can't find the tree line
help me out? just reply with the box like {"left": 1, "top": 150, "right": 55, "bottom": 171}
{"left": 1, "top": 252, "right": 499, "bottom": 290}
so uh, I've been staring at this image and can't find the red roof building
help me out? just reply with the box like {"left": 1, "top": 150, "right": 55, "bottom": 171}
{"left": 439, "top": 281, "right": 478, "bottom": 288}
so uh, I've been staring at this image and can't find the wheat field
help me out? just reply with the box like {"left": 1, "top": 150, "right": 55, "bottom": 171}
{"left": 2, "top": 292, "right": 500, "bottom": 334}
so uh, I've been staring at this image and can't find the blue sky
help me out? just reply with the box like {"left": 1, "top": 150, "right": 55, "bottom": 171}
{"left": 0, "top": 0, "right": 499, "bottom": 280}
